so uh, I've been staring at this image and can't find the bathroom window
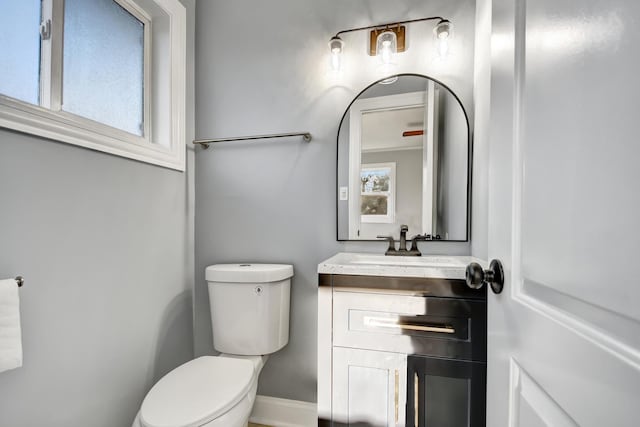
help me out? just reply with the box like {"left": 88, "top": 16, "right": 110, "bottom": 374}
{"left": 0, "top": 1, "right": 41, "bottom": 105}
{"left": 0, "top": 0, "right": 186, "bottom": 171}
{"left": 63, "top": 0, "right": 147, "bottom": 136}
{"left": 360, "top": 162, "right": 396, "bottom": 224}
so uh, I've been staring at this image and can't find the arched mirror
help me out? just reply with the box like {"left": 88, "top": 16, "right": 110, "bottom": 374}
{"left": 337, "top": 74, "right": 471, "bottom": 241}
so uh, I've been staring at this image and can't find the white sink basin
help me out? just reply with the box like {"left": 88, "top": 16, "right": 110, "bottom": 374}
{"left": 318, "top": 252, "right": 484, "bottom": 279}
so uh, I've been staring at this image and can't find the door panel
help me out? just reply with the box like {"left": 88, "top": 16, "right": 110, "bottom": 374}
{"left": 333, "top": 347, "right": 407, "bottom": 427}
{"left": 348, "top": 365, "right": 390, "bottom": 425}
{"left": 407, "top": 355, "right": 486, "bottom": 427}
{"left": 521, "top": 0, "right": 640, "bottom": 326}
{"left": 511, "top": 361, "right": 578, "bottom": 427}
{"left": 486, "top": 0, "right": 640, "bottom": 425}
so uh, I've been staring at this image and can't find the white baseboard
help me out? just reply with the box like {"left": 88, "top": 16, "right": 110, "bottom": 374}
{"left": 249, "top": 395, "right": 317, "bottom": 427}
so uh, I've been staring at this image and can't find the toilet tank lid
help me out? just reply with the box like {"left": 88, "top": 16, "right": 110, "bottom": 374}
{"left": 206, "top": 263, "right": 293, "bottom": 283}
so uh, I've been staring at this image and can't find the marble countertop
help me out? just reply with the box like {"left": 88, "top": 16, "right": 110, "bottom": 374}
{"left": 318, "top": 252, "right": 487, "bottom": 280}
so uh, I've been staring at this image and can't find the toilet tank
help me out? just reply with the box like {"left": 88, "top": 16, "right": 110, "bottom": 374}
{"left": 205, "top": 264, "right": 293, "bottom": 355}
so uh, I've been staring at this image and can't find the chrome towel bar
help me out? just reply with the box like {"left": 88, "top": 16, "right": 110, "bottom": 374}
{"left": 193, "top": 131, "right": 312, "bottom": 149}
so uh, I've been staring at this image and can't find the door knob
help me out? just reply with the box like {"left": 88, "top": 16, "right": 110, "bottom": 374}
{"left": 465, "top": 259, "right": 504, "bottom": 294}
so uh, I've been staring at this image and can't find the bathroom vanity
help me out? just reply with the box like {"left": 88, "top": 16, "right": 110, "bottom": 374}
{"left": 318, "top": 253, "right": 487, "bottom": 427}
{"left": 324, "top": 70, "right": 486, "bottom": 426}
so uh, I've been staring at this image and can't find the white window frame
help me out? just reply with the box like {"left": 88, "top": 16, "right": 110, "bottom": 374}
{"left": 360, "top": 162, "right": 396, "bottom": 224}
{"left": 0, "top": 0, "right": 186, "bottom": 171}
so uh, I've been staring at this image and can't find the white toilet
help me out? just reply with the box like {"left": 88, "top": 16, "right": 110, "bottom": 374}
{"left": 132, "top": 263, "right": 293, "bottom": 427}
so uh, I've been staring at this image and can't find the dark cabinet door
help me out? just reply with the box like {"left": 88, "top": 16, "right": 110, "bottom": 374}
{"left": 406, "top": 356, "right": 486, "bottom": 427}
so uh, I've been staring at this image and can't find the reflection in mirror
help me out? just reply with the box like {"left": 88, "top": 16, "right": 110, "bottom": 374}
{"left": 337, "top": 74, "right": 470, "bottom": 241}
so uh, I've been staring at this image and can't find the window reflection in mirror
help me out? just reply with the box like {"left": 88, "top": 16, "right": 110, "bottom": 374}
{"left": 337, "top": 74, "right": 470, "bottom": 241}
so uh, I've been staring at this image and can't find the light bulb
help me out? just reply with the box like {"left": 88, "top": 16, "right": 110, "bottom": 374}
{"left": 329, "top": 36, "right": 344, "bottom": 72}
{"left": 381, "top": 40, "right": 393, "bottom": 64}
{"left": 438, "top": 38, "right": 449, "bottom": 57}
{"left": 331, "top": 48, "right": 341, "bottom": 70}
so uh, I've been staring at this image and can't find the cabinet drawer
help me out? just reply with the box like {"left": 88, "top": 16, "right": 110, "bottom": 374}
{"left": 333, "top": 291, "right": 486, "bottom": 361}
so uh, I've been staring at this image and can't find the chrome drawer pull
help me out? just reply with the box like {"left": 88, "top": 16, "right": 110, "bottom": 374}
{"left": 364, "top": 316, "right": 455, "bottom": 334}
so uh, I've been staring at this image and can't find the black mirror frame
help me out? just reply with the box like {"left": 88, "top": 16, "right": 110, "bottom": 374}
{"left": 335, "top": 73, "right": 473, "bottom": 242}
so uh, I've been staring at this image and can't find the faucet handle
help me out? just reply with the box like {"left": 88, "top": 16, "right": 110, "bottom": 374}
{"left": 409, "top": 234, "right": 431, "bottom": 253}
{"left": 411, "top": 233, "right": 430, "bottom": 242}
{"left": 377, "top": 235, "right": 396, "bottom": 255}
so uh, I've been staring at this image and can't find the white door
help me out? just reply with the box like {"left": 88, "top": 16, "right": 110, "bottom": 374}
{"left": 484, "top": 0, "right": 640, "bottom": 425}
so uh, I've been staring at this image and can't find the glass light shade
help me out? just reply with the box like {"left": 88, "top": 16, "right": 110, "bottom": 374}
{"left": 434, "top": 20, "right": 453, "bottom": 57}
{"left": 329, "top": 36, "right": 344, "bottom": 71}
{"left": 376, "top": 31, "right": 397, "bottom": 65}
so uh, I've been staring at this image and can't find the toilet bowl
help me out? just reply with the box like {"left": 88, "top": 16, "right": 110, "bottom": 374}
{"left": 132, "top": 264, "right": 292, "bottom": 427}
{"left": 132, "top": 354, "right": 266, "bottom": 427}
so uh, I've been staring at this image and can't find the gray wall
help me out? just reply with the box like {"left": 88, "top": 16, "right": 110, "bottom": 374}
{"left": 0, "top": 1, "right": 196, "bottom": 426}
{"left": 337, "top": 116, "right": 351, "bottom": 238}
{"left": 195, "top": 0, "right": 476, "bottom": 403}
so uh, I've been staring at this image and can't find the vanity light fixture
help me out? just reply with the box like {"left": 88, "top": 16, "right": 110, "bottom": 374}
{"left": 329, "top": 16, "right": 451, "bottom": 70}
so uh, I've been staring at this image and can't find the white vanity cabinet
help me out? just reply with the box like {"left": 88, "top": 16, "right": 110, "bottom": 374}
{"left": 318, "top": 265, "right": 487, "bottom": 427}
{"left": 332, "top": 347, "right": 407, "bottom": 427}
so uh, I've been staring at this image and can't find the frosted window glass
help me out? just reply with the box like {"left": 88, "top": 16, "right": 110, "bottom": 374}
{"left": 0, "top": 1, "right": 41, "bottom": 105}
{"left": 63, "top": 0, "right": 144, "bottom": 136}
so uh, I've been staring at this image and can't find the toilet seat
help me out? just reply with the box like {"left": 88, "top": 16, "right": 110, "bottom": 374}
{"left": 140, "top": 356, "right": 255, "bottom": 427}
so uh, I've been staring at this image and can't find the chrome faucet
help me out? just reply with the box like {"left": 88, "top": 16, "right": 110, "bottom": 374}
{"left": 378, "top": 225, "right": 427, "bottom": 256}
